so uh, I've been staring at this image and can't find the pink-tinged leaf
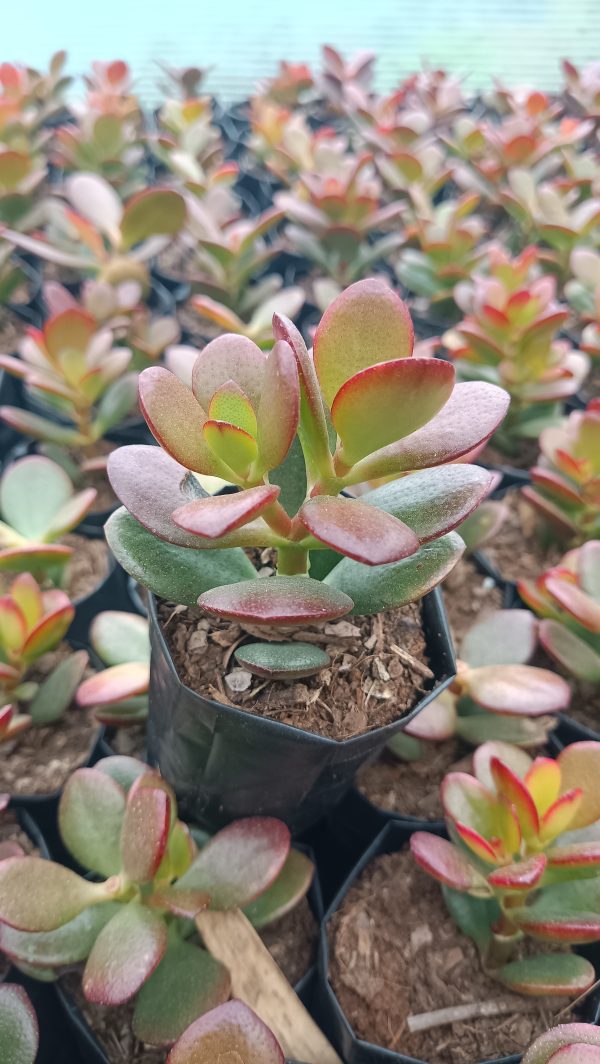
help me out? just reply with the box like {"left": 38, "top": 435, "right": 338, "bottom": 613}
{"left": 59, "top": 767, "right": 126, "bottom": 877}
{"left": 190, "top": 297, "right": 246, "bottom": 334}
{"left": 453, "top": 822, "right": 501, "bottom": 864}
{"left": 558, "top": 743, "right": 600, "bottom": 829}
{"left": 134, "top": 941, "right": 231, "bottom": 1047}
{"left": 488, "top": 854, "right": 547, "bottom": 890}
{"left": 172, "top": 485, "right": 280, "bottom": 539}
{"left": 299, "top": 496, "right": 419, "bottom": 565}
{"left": 202, "top": 420, "right": 258, "bottom": 476}
{"left": 168, "top": 999, "right": 285, "bottom": 1064}
{"left": 45, "top": 488, "right": 98, "bottom": 540}
{"left": 473, "top": 742, "right": 533, "bottom": 791}
{"left": 461, "top": 609, "right": 538, "bottom": 668}
{"left": 514, "top": 902, "right": 600, "bottom": 943}
{"left": 332, "top": 358, "right": 455, "bottom": 464}
{"left": 404, "top": 689, "right": 457, "bottom": 741}
{"left": 539, "top": 790, "right": 583, "bottom": 843}
{"left": 466, "top": 665, "right": 571, "bottom": 716}
{"left": 498, "top": 954, "right": 596, "bottom": 997}
{"left": 44, "top": 307, "right": 96, "bottom": 360}
{"left": 527, "top": 470, "right": 582, "bottom": 506}
{"left": 348, "top": 381, "right": 510, "bottom": 481}
{"left": 256, "top": 340, "right": 300, "bottom": 471}
{"left": 548, "top": 843, "right": 600, "bottom": 873}
{"left": 242, "top": 849, "right": 315, "bottom": 929}
{"left": 192, "top": 335, "right": 265, "bottom": 412}
{"left": 120, "top": 188, "right": 186, "bottom": 250}
{"left": 544, "top": 576, "right": 600, "bottom": 634}
{"left": 579, "top": 541, "right": 600, "bottom": 601}
{"left": 0, "top": 841, "right": 25, "bottom": 859}
{"left": 523, "top": 1024, "right": 600, "bottom": 1064}
{"left": 21, "top": 599, "right": 74, "bottom": 661}
{"left": 65, "top": 174, "right": 122, "bottom": 239}
{"left": 0, "top": 983, "right": 39, "bottom": 1064}
{"left": 489, "top": 758, "right": 540, "bottom": 840}
{"left": 138, "top": 367, "right": 223, "bottom": 476}
{"left": 121, "top": 778, "right": 171, "bottom": 884}
{"left": 410, "top": 832, "right": 490, "bottom": 894}
{"left": 9, "top": 573, "right": 43, "bottom": 630}
{"left": 272, "top": 313, "right": 330, "bottom": 467}
{"left": 313, "top": 279, "right": 414, "bottom": 407}
{"left": 207, "top": 381, "right": 257, "bottom": 436}
{"left": 76, "top": 663, "right": 149, "bottom": 709}
{"left": 443, "top": 772, "right": 521, "bottom": 859}
{"left": 549, "top": 1048, "right": 600, "bottom": 1063}
{"left": 525, "top": 759, "right": 562, "bottom": 817}
{"left": 177, "top": 817, "right": 290, "bottom": 910}
{"left": 0, "top": 858, "right": 116, "bottom": 931}
{"left": 539, "top": 620, "right": 600, "bottom": 683}
{"left": 0, "top": 597, "right": 26, "bottom": 654}
{"left": 199, "top": 576, "right": 352, "bottom": 625}
{"left": 147, "top": 888, "right": 211, "bottom": 920}
{"left": 83, "top": 903, "right": 168, "bottom": 1005}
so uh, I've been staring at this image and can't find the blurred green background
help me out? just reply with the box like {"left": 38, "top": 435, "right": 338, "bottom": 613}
{"left": 5, "top": 0, "right": 600, "bottom": 100}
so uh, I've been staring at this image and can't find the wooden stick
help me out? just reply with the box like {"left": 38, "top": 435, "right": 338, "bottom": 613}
{"left": 407, "top": 997, "right": 535, "bottom": 1033}
{"left": 196, "top": 907, "right": 343, "bottom": 1064}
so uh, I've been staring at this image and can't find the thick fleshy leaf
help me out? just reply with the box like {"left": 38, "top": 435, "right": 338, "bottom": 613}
{"left": 410, "top": 832, "right": 490, "bottom": 894}
{"left": 0, "top": 456, "right": 73, "bottom": 541}
{"left": 192, "top": 335, "right": 265, "bottom": 412}
{"left": 545, "top": 576, "right": 600, "bottom": 634}
{"left": 0, "top": 544, "right": 73, "bottom": 575}
{"left": 498, "top": 953, "right": 595, "bottom": 996}
{"left": 208, "top": 382, "right": 257, "bottom": 436}
{"left": 242, "top": 849, "right": 315, "bottom": 928}
{"left": 66, "top": 173, "right": 122, "bottom": 238}
{"left": 28, "top": 650, "right": 88, "bottom": 726}
{"left": 299, "top": 496, "right": 419, "bottom": 565}
{"left": 97, "top": 755, "right": 149, "bottom": 793}
{"left": 198, "top": 576, "right": 352, "bottom": 625}
{"left": 9, "top": 574, "right": 42, "bottom": 630}
{"left": 313, "top": 279, "right": 414, "bottom": 407}
{"left": 513, "top": 877, "right": 600, "bottom": 942}
{"left": 90, "top": 611, "right": 150, "bottom": 666}
{"left": 0, "top": 405, "right": 84, "bottom": 446}
{"left": 173, "top": 486, "right": 280, "bottom": 539}
{"left": 332, "top": 358, "right": 455, "bottom": 464}
{"left": 134, "top": 941, "right": 231, "bottom": 1046}
{"left": 121, "top": 778, "right": 171, "bottom": 884}
{"left": 77, "top": 663, "right": 149, "bottom": 708}
{"left": 346, "top": 381, "right": 510, "bottom": 482}
{"left": 523, "top": 1024, "right": 600, "bottom": 1064}
{"left": 256, "top": 340, "right": 300, "bottom": 471}
{"left": 203, "top": 420, "right": 258, "bottom": 476}
{"left": 489, "top": 758, "right": 540, "bottom": 840}
{"left": 167, "top": 999, "right": 285, "bottom": 1064}
{"left": 147, "top": 888, "right": 210, "bottom": 920}
{"left": 456, "top": 713, "right": 555, "bottom": 748}
{"left": 234, "top": 641, "right": 330, "bottom": 680}
{"left": 21, "top": 598, "right": 74, "bottom": 661}
{"left": 272, "top": 313, "right": 331, "bottom": 469}
{"left": 558, "top": 743, "right": 600, "bottom": 830}
{"left": 404, "top": 689, "right": 457, "bottom": 740}
{"left": 325, "top": 532, "right": 464, "bottom": 615}
{"left": 0, "top": 984, "right": 39, "bottom": 1064}
{"left": 138, "top": 368, "right": 224, "bottom": 476}
{"left": 547, "top": 842, "right": 600, "bottom": 875}
{"left": 83, "top": 903, "right": 168, "bottom": 1005}
{"left": 105, "top": 508, "right": 257, "bottom": 608}
{"left": 59, "top": 767, "right": 126, "bottom": 877}
{"left": 0, "top": 597, "right": 26, "bottom": 654}
{"left": 177, "top": 817, "right": 290, "bottom": 910}
{"left": 361, "top": 464, "right": 494, "bottom": 544}
{"left": 120, "top": 189, "right": 185, "bottom": 249}
{"left": 467, "top": 665, "right": 571, "bottom": 716}
{"left": 488, "top": 855, "right": 547, "bottom": 890}
{"left": 461, "top": 610, "right": 538, "bottom": 668}
{"left": 0, "top": 905, "right": 119, "bottom": 969}
{"left": 540, "top": 791, "right": 583, "bottom": 843}
{"left": 442, "top": 772, "right": 520, "bottom": 859}
{"left": 540, "top": 620, "right": 600, "bottom": 683}
{"left": 525, "top": 758, "right": 562, "bottom": 817}
{"left": 0, "top": 858, "right": 115, "bottom": 931}
{"left": 473, "top": 741, "right": 533, "bottom": 790}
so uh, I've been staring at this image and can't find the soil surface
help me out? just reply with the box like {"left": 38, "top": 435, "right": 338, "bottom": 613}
{"left": 106, "top": 725, "right": 147, "bottom": 761}
{"left": 443, "top": 558, "right": 504, "bottom": 650}
{"left": 0, "top": 310, "right": 24, "bottom": 353}
{"left": 158, "top": 598, "right": 433, "bottom": 740}
{"left": 329, "top": 849, "right": 577, "bottom": 1063}
{"left": 62, "top": 533, "right": 110, "bottom": 600}
{"left": 357, "top": 739, "right": 471, "bottom": 820}
{"left": 480, "top": 489, "right": 563, "bottom": 584}
{"left": 567, "top": 682, "right": 600, "bottom": 735}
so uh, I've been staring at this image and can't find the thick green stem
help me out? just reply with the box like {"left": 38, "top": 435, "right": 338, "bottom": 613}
{"left": 276, "top": 545, "right": 310, "bottom": 576}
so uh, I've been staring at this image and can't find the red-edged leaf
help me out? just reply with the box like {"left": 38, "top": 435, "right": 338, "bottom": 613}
{"left": 558, "top": 743, "right": 600, "bottom": 830}
{"left": 198, "top": 576, "right": 352, "bottom": 625}
{"left": 466, "top": 665, "right": 571, "bottom": 716}
{"left": 488, "top": 854, "right": 547, "bottom": 890}
{"left": 540, "top": 790, "right": 583, "bottom": 842}
{"left": 138, "top": 367, "right": 224, "bottom": 476}
{"left": 272, "top": 312, "right": 330, "bottom": 467}
{"left": 168, "top": 999, "right": 285, "bottom": 1064}
{"left": 21, "top": 598, "right": 74, "bottom": 661}
{"left": 76, "top": 663, "right": 149, "bottom": 708}
{"left": 107, "top": 445, "right": 207, "bottom": 548}
{"left": 525, "top": 758, "right": 561, "bottom": 817}
{"left": 242, "top": 849, "right": 315, "bottom": 928}
{"left": 121, "top": 778, "right": 171, "bottom": 884}
{"left": 489, "top": 757, "right": 540, "bottom": 840}
{"left": 83, "top": 903, "right": 168, "bottom": 1005}
{"left": 191, "top": 334, "right": 265, "bottom": 412}
{"left": 172, "top": 485, "right": 280, "bottom": 539}
{"left": 202, "top": 420, "right": 258, "bottom": 476}
{"left": 410, "top": 832, "right": 490, "bottom": 894}
{"left": 453, "top": 822, "right": 501, "bottom": 864}
{"left": 256, "top": 340, "right": 300, "bottom": 471}
{"left": 59, "top": 767, "right": 126, "bottom": 877}
{"left": 404, "top": 689, "right": 457, "bottom": 740}
{"left": 523, "top": 1023, "right": 600, "bottom": 1064}
{"left": 0, "top": 858, "right": 115, "bottom": 931}
{"left": 539, "top": 620, "right": 600, "bottom": 683}
{"left": 147, "top": 888, "right": 211, "bottom": 920}
{"left": 544, "top": 575, "right": 600, "bottom": 634}
{"left": 299, "top": 496, "right": 419, "bottom": 565}
{"left": 498, "top": 953, "right": 596, "bottom": 996}
{"left": 473, "top": 741, "right": 533, "bottom": 791}
{"left": 177, "top": 817, "right": 290, "bottom": 910}
{"left": 548, "top": 843, "right": 600, "bottom": 873}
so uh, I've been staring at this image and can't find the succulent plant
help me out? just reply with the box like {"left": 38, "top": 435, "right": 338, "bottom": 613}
{"left": 157, "top": 63, "right": 210, "bottom": 101}
{"left": 77, "top": 611, "right": 149, "bottom": 726}
{"left": 523, "top": 1022, "right": 600, "bottom": 1063}
{"left": 0, "top": 51, "right": 71, "bottom": 138}
{"left": 411, "top": 739, "right": 600, "bottom": 994}
{"left": 522, "top": 401, "right": 600, "bottom": 544}
{"left": 53, "top": 111, "right": 147, "bottom": 196}
{"left": 389, "top": 609, "right": 570, "bottom": 761}
{"left": 318, "top": 45, "right": 375, "bottom": 114}
{"left": 0, "top": 756, "right": 313, "bottom": 1044}
{"left": 562, "top": 60, "right": 600, "bottom": 120}
{"left": 105, "top": 280, "right": 509, "bottom": 684}
{"left": 0, "top": 455, "right": 96, "bottom": 581}
{"left": 0, "top": 172, "right": 186, "bottom": 293}
{"left": 82, "top": 60, "right": 141, "bottom": 124}
{"left": 0, "top": 145, "right": 47, "bottom": 231}
{"left": 249, "top": 99, "right": 347, "bottom": 188}
{"left": 565, "top": 248, "right": 600, "bottom": 359}
{"left": 152, "top": 97, "right": 233, "bottom": 191}
{"left": 168, "top": 999, "right": 284, "bottom": 1064}
{"left": 260, "top": 60, "right": 314, "bottom": 108}
{"left": 0, "top": 983, "right": 38, "bottom": 1064}
{"left": 0, "top": 571, "right": 86, "bottom": 734}
{"left": 396, "top": 66, "right": 467, "bottom": 126}
{"left": 0, "top": 302, "right": 139, "bottom": 461}
{"left": 519, "top": 541, "right": 600, "bottom": 683}
{"left": 443, "top": 246, "right": 590, "bottom": 452}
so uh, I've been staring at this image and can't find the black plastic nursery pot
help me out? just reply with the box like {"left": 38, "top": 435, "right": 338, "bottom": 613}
{"left": 146, "top": 586, "right": 456, "bottom": 835}
{"left": 317, "top": 819, "right": 600, "bottom": 1064}
{"left": 5, "top": 255, "right": 43, "bottom": 321}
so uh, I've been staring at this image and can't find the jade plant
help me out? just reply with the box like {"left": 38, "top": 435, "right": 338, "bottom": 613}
{"left": 0, "top": 52, "right": 71, "bottom": 138}
{"left": 0, "top": 456, "right": 96, "bottom": 582}
{"left": 0, "top": 144, "right": 47, "bottom": 230}
{"left": 522, "top": 401, "right": 600, "bottom": 544}
{"left": 82, "top": 60, "right": 141, "bottom": 125}
{"left": 157, "top": 63, "right": 210, "bottom": 101}
{"left": 53, "top": 111, "right": 147, "bottom": 196}
{"left": 105, "top": 279, "right": 509, "bottom": 683}
{"left": 566, "top": 248, "right": 600, "bottom": 359}
{"left": 389, "top": 609, "right": 570, "bottom": 761}
{"left": 249, "top": 99, "right": 347, "bottom": 188}
{"left": 0, "top": 571, "right": 86, "bottom": 737}
{"left": 411, "top": 739, "right": 600, "bottom": 994}
{"left": 77, "top": 610, "right": 150, "bottom": 725}
{"left": 260, "top": 60, "right": 314, "bottom": 108}
{"left": 168, "top": 1000, "right": 284, "bottom": 1064}
{"left": 0, "top": 756, "right": 313, "bottom": 1045}
{"left": 562, "top": 60, "right": 600, "bottom": 120}
{"left": 523, "top": 1023, "right": 600, "bottom": 1063}
{"left": 443, "top": 246, "right": 590, "bottom": 452}
{"left": 519, "top": 541, "right": 600, "bottom": 684}
{"left": 0, "top": 306, "right": 138, "bottom": 476}
{"left": 0, "top": 983, "right": 38, "bottom": 1064}
{"left": 0, "top": 172, "right": 186, "bottom": 293}
{"left": 318, "top": 45, "right": 375, "bottom": 113}
{"left": 152, "top": 97, "right": 229, "bottom": 183}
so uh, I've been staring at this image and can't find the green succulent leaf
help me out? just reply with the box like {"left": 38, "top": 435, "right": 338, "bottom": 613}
{"left": 441, "top": 885, "right": 500, "bottom": 951}
{"left": 133, "top": 941, "right": 231, "bottom": 1046}
{"left": 90, "top": 611, "right": 150, "bottom": 666}
{"left": 497, "top": 953, "right": 596, "bottom": 995}
{"left": 120, "top": 189, "right": 186, "bottom": 250}
{"left": 0, "top": 984, "right": 39, "bottom": 1064}
{"left": 234, "top": 641, "right": 330, "bottom": 680}
{"left": 59, "top": 767, "right": 126, "bottom": 877}
{"left": 461, "top": 610, "right": 538, "bottom": 668}
{"left": 268, "top": 436, "right": 308, "bottom": 518}
{"left": 540, "top": 620, "right": 600, "bottom": 683}
{"left": 0, "top": 456, "right": 73, "bottom": 541}
{"left": 93, "top": 372, "right": 139, "bottom": 436}
{"left": 243, "top": 849, "right": 315, "bottom": 929}
{"left": 83, "top": 903, "right": 168, "bottom": 1005}
{"left": 0, "top": 858, "right": 115, "bottom": 932}
{"left": 0, "top": 905, "right": 120, "bottom": 969}
{"left": 28, "top": 649, "right": 88, "bottom": 725}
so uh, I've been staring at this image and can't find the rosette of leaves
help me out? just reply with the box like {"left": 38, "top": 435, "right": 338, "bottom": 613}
{"left": 318, "top": 45, "right": 376, "bottom": 114}
{"left": 396, "top": 66, "right": 467, "bottom": 126}
{"left": 0, "top": 52, "right": 71, "bottom": 140}
{"left": 0, "top": 571, "right": 86, "bottom": 739}
{"left": 388, "top": 609, "right": 570, "bottom": 761}
{"left": 0, "top": 455, "right": 96, "bottom": 582}
{"left": 53, "top": 110, "right": 147, "bottom": 196}
{"left": 519, "top": 541, "right": 600, "bottom": 683}
{"left": 0, "top": 983, "right": 38, "bottom": 1064}
{"left": 522, "top": 401, "right": 600, "bottom": 544}
{"left": 152, "top": 97, "right": 229, "bottom": 184}
{"left": 77, "top": 611, "right": 150, "bottom": 726}
{"left": 168, "top": 1000, "right": 285, "bottom": 1064}
{"left": 0, "top": 145, "right": 46, "bottom": 231}
{"left": 82, "top": 60, "right": 141, "bottom": 125}
{"left": 105, "top": 279, "right": 510, "bottom": 684}
{"left": 562, "top": 59, "right": 600, "bottom": 120}
{"left": 0, "top": 756, "right": 314, "bottom": 1045}
{"left": 443, "top": 246, "right": 590, "bottom": 451}
{"left": 0, "top": 172, "right": 186, "bottom": 294}
{"left": 249, "top": 98, "right": 348, "bottom": 188}
{"left": 411, "top": 739, "right": 600, "bottom": 994}
{"left": 260, "top": 60, "right": 314, "bottom": 108}
{"left": 523, "top": 1023, "right": 600, "bottom": 1063}
{"left": 0, "top": 302, "right": 139, "bottom": 467}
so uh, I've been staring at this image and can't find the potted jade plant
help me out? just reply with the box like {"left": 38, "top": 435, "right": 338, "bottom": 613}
{"left": 105, "top": 278, "right": 509, "bottom": 830}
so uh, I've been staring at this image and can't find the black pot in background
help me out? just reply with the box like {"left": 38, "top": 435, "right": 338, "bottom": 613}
{"left": 6, "top": 255, "right": 43, "bottom": 321}
{"left": 146, "top": 586, "right": 455, "bottom": 835}
{"left": 317, "top": 819, "right": 600, "bottom": 1064}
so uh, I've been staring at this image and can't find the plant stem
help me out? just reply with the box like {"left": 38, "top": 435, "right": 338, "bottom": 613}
{"left": 276, "top": 545, "right": 309, "bottom": 576}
